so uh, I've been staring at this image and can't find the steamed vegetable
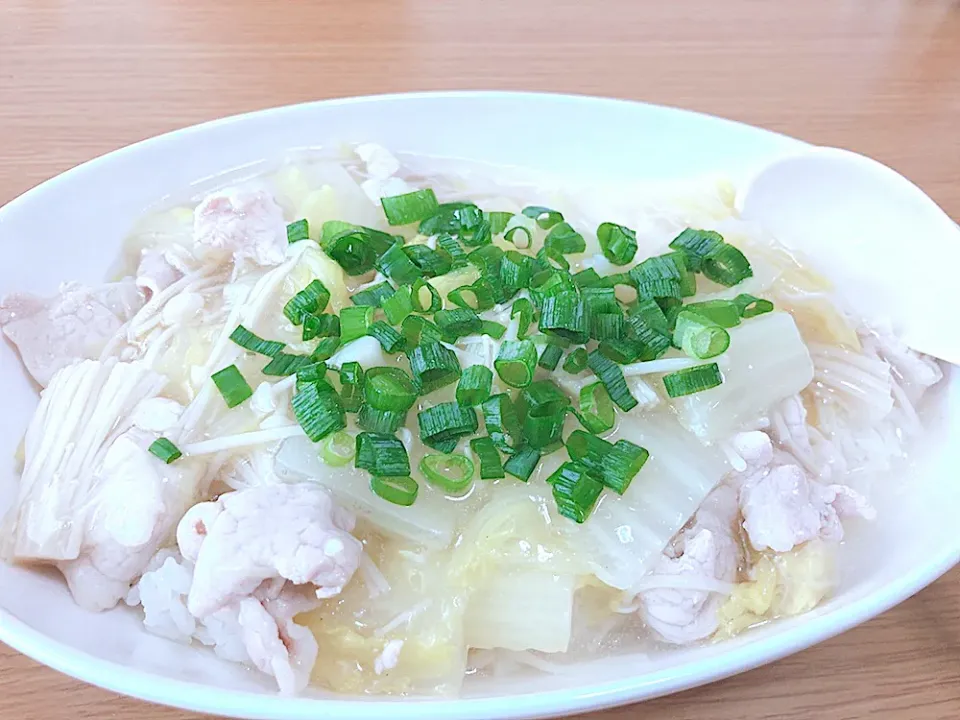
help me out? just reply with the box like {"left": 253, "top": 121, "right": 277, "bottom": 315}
{"left": 559, "top": 414, "right": 729, "bottom": 591}
{"left": 463, "top": 571, "right": 576, "bottom": 652}
{"left": 275, "top": 435, "right": 459, "bottom": 548}
{"left": 671, "top": 311, "right": 815, "bottom": 439}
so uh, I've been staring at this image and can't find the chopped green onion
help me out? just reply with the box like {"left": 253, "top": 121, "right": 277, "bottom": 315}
{"left": 437, "top": 234, "right": 468, "bottom": 267}
{"left": 684, "top": 299, "right": 741, "bottom": 328}
{"left": 370, "top": 475, "right": 419, "bottom": 507}
{"left": 500, "top": 251, "right": 533, "bottom": 298}
{"left": 544, "top": 221, "right": 586, "bottom": 257}
{"left": 357, "top": 404, "right": 407, "bottom": 433}
{"left": 480, "top": 320, "right": 506, "bottom": 339}
{"left": 516, "top": 381, "right": 570, "bottom": 450}
{"left": 564, "top": 431, "right": 613, "bottom": 477}
{"left": 419, "top": 202, "right": 484, "bottom": 236}
{"left": 664, "top": 303, "right": 683, "bottom": 332}
{"left": 320, "top": 220, "right": 356, "bottom": 244}
{"left": 530, "top": 269, "right": 575, "bottom": 306}
{"left": 539, "top": 291, "right": 588, "bottom": 343}
{"left": 363, "top": 366, "right": 418, "bottom": 411}
{"left": 613, "top": 300, "right": 673, "bottom": 362}
{"left": 504, "top": 225, "right": 533, "bottom": 249}
{"left": 511, "top": 298, "right": 535, "bottom": 339}
{"left": 381, "top": 189, "right": 440, "bottom": 226}
{"left": 503, "top": 446, "right": 541, "bottom": 482}
{"left": 470, "top": 436, "right": 505, "bottom": 479}
{"left": 547, "top": 462, "right": 604, "bottom": 524}
{"left": 584, "top": 288, "right": 624, "bottom": 342}
{"left": 319, "top": 430, "right": 356, "bottom": 467}
{"left": 628, "top": 255, "right": 685, "bottom": 302}
{"left": 425, "top": 438, "right": 458, "bottom": 454}
{"left": 733, "top": 293, "right": 775, "bottom": 318}
{"left": 537, "top": 245, "right": 570, "bottom": 271}
{"left": 320, "top": 220, "right": 359, "bottom": 248}
{"left": 457, "top": 365, "right": 493, "bottom": 406}
{"left": 148, "top": 437, "right": 181, "bottom": 464}
{"left": 323, "top": 226, "right": 395, "bottom": 276}
{"left": 381, "top": 285, "right": 414, "bottom": 325}
{"left": 610, "top": 439, "right": 650, "bottom": 490}
{"left": 418, "top": 402, "right": 479, "bottom": 452}
{"left": 524, "top": 413, "right": 566, "bottom": 450}
{"left": 494, "top": 340, "right": 538, "bottom": 388}
{"left": 597, "top": 222, "right": 638, "bottom": 265}
{"left": 211, "top": 365, "right": 253, "bottom": 408}
{"left": 702, "top": 243, "right": 753, "bottom": 287}
{"left": 401, "top": 315, "right": 442, "bottom": 348}
{"left": 673, "top": 310, "right": 731, "bottom": 359}
{"left": 351, "top": 282, "right": 395, "bottom": 308}
{"left": 286, "top": 218, "right": 310, "bottom": 244}
{"left": 572, "top": 269, "right": 603, "bottom": 290}
{"left": 403, "top": 245, "right": 453, "bottom": 277}
{"left": 582, "top": 286, "right": 619, "bottom": 314}
{"left": 562, "top": 347, "right": 589, "bottom": 373}
{"left": 435, "top": 308, "right": 482, "bottom": 340}
{"left": 587, "top": 350, "right": 637, "bottom": 411}
{"left": 229, "top": 324, "right": 285, "bottom": 357}
{"left": 538, "top": 343, "right": 563, "bottom": 371}
{"left": 367, "top": 321, "right": 405, "bottom": 353}
{"left": 462, "top": 218, "right": 492, "bottom": 247}
{"left": 410, "top": 278, "right": 442, "bottom": 314}
{"left": 662, "top": 362, "right": 724, "bottom": 398}
{"left": 565, "top": 430, "right": 649, "bottom": 495}
{"left": 338, "top": 362, "right": 364, "bottom": 412}
{"left": 292, "top": 378, "right": 346, "bottom": 441}
{"left": 356, "top": 432, "right": 410, "bottom": 476}
{"left": 628, "top": 253, "right": 680, "bottom": 284}
{"left": 283, "top": 279, "right": 331, "bottom": 325}
{"left": 408, "top": 343, "right": 462, "bottom": 395}
{"left": 597, "top": 338, "right": 644, "bottom": 364}
{"left": 467, "top": 243, "right": 504, "bottom": 276}
{"left": 588, "top": 314, "right": 624, "bottom": 342}
{"left": 630, "top": 298, "right": 670, "bottom": 334}
{"left": 668, "top": 251, "right": 697, "bottom": 297}
{"left": 302, "top": 313, "right": 340, "bottom": 342}
{"left": 576, "top": 382, "right": 615, "bottom": 433}
{"left": 521, "top": 205, "right": 564, "bottom": 230}
{"left": 375, "top": 243, "right": 421, "bottom": 286}
{"left": 262, "top": 352, "right": 314, "bottom": 376}
{"left": 420, "top": 454, "right": 475, "bottom": 495}
{"left": 312, "top": 314, "right": 343, "bottom": 339}
{"left": 296, "top": 362, "right": 328, "bottom": 385}
{"left": 481, "top": 393, "right": 521, "bottom": 453}
{"left": 601, "top": 272, "right": 635, "bottom": 289}
{"left": 668, "top": 228, "right": 725, "bottom": 272}
{"left": 310, "top": 336, "right": 341, "bottom": 362}
{"left": 448, "top": 280, "right": 496, "bottom": 312}
{"left": 661, "top": 296, "right": 685, "bottom": 317}
{"left": 516, "top": 380, "right": 570, "bottom": 419}
{"left": 487, "top": 211, "right": 513, "bottom": 235}
{"left": 339, "top": 306, "right": 376, "bottom": 343}
{"left": 600, "top": 302, "right": 671, "bottom": 364}
{"left": 534, "top": 332, "right": 569, "bottom": 347}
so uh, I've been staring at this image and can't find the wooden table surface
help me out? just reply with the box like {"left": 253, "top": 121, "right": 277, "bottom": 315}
{"left": 2, "top": 0, "right": 960, "bottom": 718}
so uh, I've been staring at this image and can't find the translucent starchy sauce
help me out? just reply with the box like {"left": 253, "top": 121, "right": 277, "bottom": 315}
{"left": 0, "top": 144, "right": 943, "bottom": 696}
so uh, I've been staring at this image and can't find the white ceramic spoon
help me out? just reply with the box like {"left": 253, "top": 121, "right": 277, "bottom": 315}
{"left": 737, "top": 146, "right": 960, "bottom": 365}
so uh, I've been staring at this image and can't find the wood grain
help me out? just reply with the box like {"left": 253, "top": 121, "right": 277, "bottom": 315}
{"left": 2, "top": 0, "right": 960, "bottom": 717}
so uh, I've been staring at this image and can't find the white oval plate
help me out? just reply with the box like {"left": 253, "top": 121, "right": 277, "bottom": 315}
{"left": 0, "top": 92, "right": 957, "bottom": 720}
